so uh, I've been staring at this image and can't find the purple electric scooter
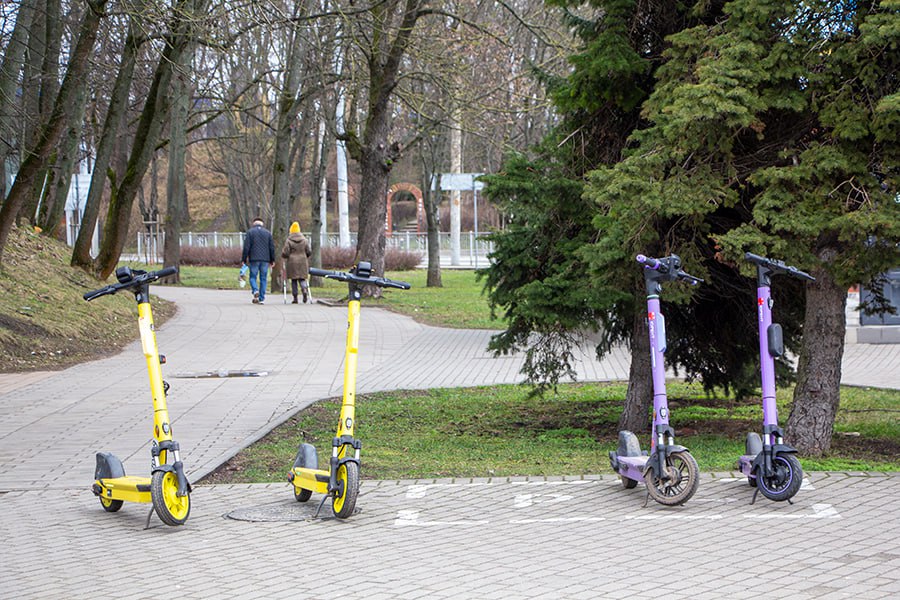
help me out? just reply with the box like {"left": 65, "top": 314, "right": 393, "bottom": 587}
{"left": 737, "top": 252, "right": 814, "bottom": 503}
{"left": 608, "top": 254, "right": 702, "bottom": 506}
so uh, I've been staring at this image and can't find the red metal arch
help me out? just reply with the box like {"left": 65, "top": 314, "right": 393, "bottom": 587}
{"left": 386, "top": 183, "right": 425, "bottom": 236}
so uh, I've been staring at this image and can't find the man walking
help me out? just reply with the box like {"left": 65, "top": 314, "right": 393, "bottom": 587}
{"left": 241, "top": 217, "right": 275, "bottom": 304}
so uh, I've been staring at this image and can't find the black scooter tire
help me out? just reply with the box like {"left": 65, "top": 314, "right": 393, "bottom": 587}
{"left": 292, "top": 443, "right": 317, "bottom": 502}
{"left": 99, "top": 496, "right": 123, "bottom": 512}
{"left": 151, "top": 470, "right": 191, "bottom": 526}
{"left": 645, "top": 451, "right": 699, "bottom": 506}
{"left": 757, "top": 453, "right": 802, "bottom": 502}
{"left": 332, "top": 461, "right": 359, "bottom": 519}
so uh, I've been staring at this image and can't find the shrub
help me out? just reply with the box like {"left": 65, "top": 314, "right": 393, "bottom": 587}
{"left": 321, "top": 247, "right": 357, "bottom": 269}
{"left": 385, "top": 248, "right": 422, "bottom": 271}
{"left": 180, "top": 246, "right": 242, "bottom": 266}
{"left": 179, "top": 244, "right": 421, "bottom": 271}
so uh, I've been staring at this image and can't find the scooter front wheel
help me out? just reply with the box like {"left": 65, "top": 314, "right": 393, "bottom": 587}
{"left": 99, "top": 496, "right": 123, "bottom": 513}
{"left": 151, "top": 470, "right": 191, "bottom": 526}
{"left": 645, "top": 451, "right": 699, "bottom": 506}
{"left": 332, "top": 461, "right": 359, "bottom": 519}
{"left": 757, "top": 453, "right": 802, "bottom": 502}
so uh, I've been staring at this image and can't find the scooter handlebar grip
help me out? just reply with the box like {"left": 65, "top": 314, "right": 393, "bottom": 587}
{"left": 83, "top": 285, "right": 116, "bottom": 301}
{"left": 678, "top": 272, "right": 704, "bottom": 285}
{"left": 153, "top": 266, "right": 178, "bottom": 279}
{"left": 309, "top": 267, "right": 345, "bottom": 281}
{"left": 382, "top": 279, "right": 411, "bottom": 290}
{"left": 636, "top": 254, "right": 660, "bottom": 269}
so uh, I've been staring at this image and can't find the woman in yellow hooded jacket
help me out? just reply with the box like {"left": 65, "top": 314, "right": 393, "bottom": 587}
{"left": 281, "top": 222, "right": 312, "bottom": 303}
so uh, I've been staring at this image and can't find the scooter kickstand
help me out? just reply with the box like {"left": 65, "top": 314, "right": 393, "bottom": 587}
{"left": 144, "top": 507, "right": 155, "bottom": 530}
{"left": 642, "top": 491, "right": 650, "bottom": 508}
{"left": 750, "top": 487, "right": 759, "bottom": 505}
{"left": 313, "top": 493, "right": 330, "bottom": 519}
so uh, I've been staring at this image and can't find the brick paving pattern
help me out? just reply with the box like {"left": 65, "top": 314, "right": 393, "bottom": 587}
{"left": 1, "top": 286, "right": 898, "bottom": 599}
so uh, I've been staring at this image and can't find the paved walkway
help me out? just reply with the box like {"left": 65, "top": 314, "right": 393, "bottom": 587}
{"left": 1, "top": 286, "right": 899, "bottom": 599}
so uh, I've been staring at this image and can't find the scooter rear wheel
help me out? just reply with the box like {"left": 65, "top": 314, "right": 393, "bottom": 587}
{"left": 292, "top": 443, "right": 317, "bottom": 502}
{"left": 757, "top": 453, "right": 802, "bottom": 502}
{"left": 645, "top": 451, "right": 699, "bottom": 506}
{"left": 620, "top": 476, "right": 638, "bottom": 489}
{"left": 332, "top": 461, "right": 359, "bottom": 519}
{"left": 99, "top": 496, "right": 123, "bottom": 512}
{"left": 151, "top": 470, "right": 191, "bottom": 526}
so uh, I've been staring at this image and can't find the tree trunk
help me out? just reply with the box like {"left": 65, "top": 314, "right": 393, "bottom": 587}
{"left": 37, "top": 41, "right": 92, "bottom": 236}
{"left": 423, "top": 170, "right": 442, "bottom": 287}
{"left": 0, "top": 0, "right": 37, "bottom": 201}
{"left": 618, "top": 306, "right": 653, "bottom": 432}
{"left": 270, "top": 10, "right": 310, "bottom": 293}
{"left": 309, "top": 118, "right": 330, "bottom": 278}
{"left": 72, "top": 24, "right": 140, "bottom": 269}
{"left": 356, "top": 145, "right": 391, "bottom": 281}
{"left": 93, "top": 0, "right": 210, "bottom": 279}
{"left": 162, "top": 60, "right": 190, "bottom": 284}
{"left": 786, "top": 259, "right": 847, "bottom": 456}
{"left": 0, "top": 0, "right": 107, "bottom": 264}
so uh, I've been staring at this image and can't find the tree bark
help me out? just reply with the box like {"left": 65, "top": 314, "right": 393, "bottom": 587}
{"left": 309, "top": 118, "right": 330, "bottom": 277}
{"left": 72, "top": 23, "right": 141, "bottom": 269}
{"left": 0, "top": 0, "right": 107, "bottom": 264}
{"left": 349, "top": 0, "right": 425, "bottom": 284}
{"left": 162, "top": 59, "right": 190, "bottom": 284}
{"left": 618, "top": 306, "right": 653, "bottom": 432}
{"left": 93, "top": 0, "right": 210, "bottom": 279}
{"left": 0, "top": 0, "right": 38, "bottom": 200}
{"left": 786, "top": 257, "right": 847, "bottom": 456}
{"left": 423, "top": 169, "right": 441, "bottom": 287}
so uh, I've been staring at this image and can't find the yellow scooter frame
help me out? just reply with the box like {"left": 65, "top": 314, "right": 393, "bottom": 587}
{"left": 288, "top": 262, "right": 409, "bottom": 518}
{"left": 85, "top": 266, "right": 192, "bottom": 527}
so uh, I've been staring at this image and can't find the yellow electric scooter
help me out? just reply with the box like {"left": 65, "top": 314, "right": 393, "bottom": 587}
{"left": 84, "top": 266, "right": 191, "bottom": 527}
{"left": 288, "top": 261, "right": 410, "bottom": 518}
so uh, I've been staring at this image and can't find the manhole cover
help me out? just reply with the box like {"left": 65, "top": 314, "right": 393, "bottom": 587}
{"left": 173, "top": 369, "right": 269, "bottom": 379}
{"left": 225, "top": 501, "right": 318, "bottom": 522}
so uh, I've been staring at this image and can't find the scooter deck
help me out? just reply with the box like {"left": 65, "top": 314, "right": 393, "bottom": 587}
{"left": 95, "top": 476, "right": 152, "bottom": 504}
{"left": 289, "top": 467, "right": 330, "bottom": 495}
{"left": 614, "top": 455, "right": 648, "bottom": 483}
{"left": 737, "top": 454, "right": 756, "bottom": 478}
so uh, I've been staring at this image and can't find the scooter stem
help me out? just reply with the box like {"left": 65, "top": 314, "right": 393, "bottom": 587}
{"left": 756, "top": 284, "right": 778, "bottom": 429}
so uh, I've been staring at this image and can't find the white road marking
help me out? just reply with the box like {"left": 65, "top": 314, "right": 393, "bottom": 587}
{"left": 394, "top": 510, "right": 490, "bottom": 527}
{"left": 744, "top": 503, "right": 840, "bottom": 519}
{"left": 510, "top": 517, "right": 606, "bottom": 524}
{"left": 513, "top": 493, "right": 573, "bottom": 508}
{"left": 625, "top": 514, "right": 725, "bottom": 520}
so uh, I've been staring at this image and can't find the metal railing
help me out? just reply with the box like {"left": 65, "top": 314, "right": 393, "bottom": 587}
{"left": 135, "top": 231, "right": 494, "bottom": 266}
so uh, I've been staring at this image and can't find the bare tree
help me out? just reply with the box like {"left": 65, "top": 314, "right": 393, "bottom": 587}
{"left": 0, "top": 0, "right": 109, "bottom": 265}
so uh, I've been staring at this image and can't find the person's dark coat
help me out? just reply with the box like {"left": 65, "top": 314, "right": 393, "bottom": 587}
{"left": 282, "top": 233, "right": 311, "bottom": 280}
{"left": 242, "top": 223, "right": 275, "bottom": 264}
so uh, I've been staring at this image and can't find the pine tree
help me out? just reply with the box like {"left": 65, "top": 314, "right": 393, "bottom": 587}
{"left": 586, "top": 0, "right": 899, "bottom": 454}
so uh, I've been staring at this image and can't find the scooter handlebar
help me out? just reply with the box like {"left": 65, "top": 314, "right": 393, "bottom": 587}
{"left": 744, "top": 252, "right": 815, "bottom": 281}
{"left": 637, "top": 254, "right": 703, "bottom": 285}
{"left": 83, "top": 285, "right": 117, "bottom": 301}
{"left": 83, "top": 266, "right": 178, "bottom": 301}
{"left": 636, "top": 254, "right": 662, "bottom": 271}
{"left": 309, "top": 267, "right": 411, "bottom": 290}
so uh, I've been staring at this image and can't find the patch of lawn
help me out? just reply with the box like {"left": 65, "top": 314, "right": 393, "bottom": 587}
{"left": 1, "top": 227, "right": 175, "bottom": 372}
{"left": 171, "top": 264, "right": 502, "bottom": 330}
{"left": 199, "top": 381, "right": 900, "bottom": 484}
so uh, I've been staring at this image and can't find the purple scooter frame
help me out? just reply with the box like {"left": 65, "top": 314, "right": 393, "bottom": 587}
{"left": 608, "top": 254, "right": 702, "bottom": 506}
{"left": 737, "top": 252, "right": 814, "bottom": 503}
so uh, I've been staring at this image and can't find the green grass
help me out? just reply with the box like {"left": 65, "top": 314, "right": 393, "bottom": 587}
{"left": 1, "top": 228, "right": 175, "bottom": 371}
{"left": 171, "top": 264, "right": 502, "bottom": 330}
{"left": 200, "top": 381, "right": 900, "bottom": 484}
